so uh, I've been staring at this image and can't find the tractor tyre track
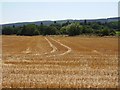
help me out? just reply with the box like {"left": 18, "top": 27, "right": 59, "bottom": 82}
{"left": 44, "top": 37, "right": 58, "bottom": 55}
{"left": 49, "top": 37, "right": 72, "bottom": 56}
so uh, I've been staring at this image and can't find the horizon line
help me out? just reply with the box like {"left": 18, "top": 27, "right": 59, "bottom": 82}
{"left": 1, "top": 16, "right": 119, "bottom": 25}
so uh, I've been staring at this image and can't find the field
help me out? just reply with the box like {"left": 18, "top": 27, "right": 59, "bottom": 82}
{"left": 2, "top": 35, "right": 118, "bottom": 88}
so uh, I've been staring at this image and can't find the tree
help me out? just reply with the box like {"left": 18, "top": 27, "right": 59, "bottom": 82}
{"left": 100, "top": 28, "right": 110, "bottom": 36}
{"left": 2, "top": 26, "right": 14, "bottom": 35}
{"left": 2, "top": 20, "right": 117, "bottom": 36}
{"left": 33, "top": 30, "right": 40, "bottom": 35}
{"left": 13, "top": 25, "right": 15, "bottom": 28}
{"left": 43, "top": 26, "right": 58, "bottom": 35}
{"left": 16, "top": 29, "right": 22, "bottom": 35}
{"left": 20, "top": 25, "right": 27, "bottom": 35}
{"left": 41, "top": 22, "right": 43, "bottom": 25}
{"left": 39, "top": 25, "right": 48, "bottom": 35}
{"left": 91, "top": 22, "right": 102, "bottom": 30}
{"left": 21, "top": 24, "right": 37, "bottom": 36}
{"left": 84, "top": 20, "right": 87, "bottom": 25}
{"left": 94, "top": 30, "right": 101, "bottom": 36}
{"left": 50, "top": 23, "right": 62, "bottom": 30}
{"left": 109, "top": 29, "right": 116, "bottom": 36}
{"left": 107, "top": 21, "right": 118, "bottom": 30}
{"left": 66, "top": 23, "right": 82, "bottom": 36}
{"left": 82, "top": 25, "right": 93, "bottom": 34}
{"left": 62, "top": 20, "right": 71, "bottom": 27}
{"left": 60, "top": 26, "right": 68, "bottom": 35}
{"left": 54, "top": 21, "right": 56, "bottom": 24}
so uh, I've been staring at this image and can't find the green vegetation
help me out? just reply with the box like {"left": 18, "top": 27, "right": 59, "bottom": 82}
{"left": 2, "top": 21, "right": 119, "bottom": 36}
{"left": 115, "top": 31, "right": 120, "bottom": 36}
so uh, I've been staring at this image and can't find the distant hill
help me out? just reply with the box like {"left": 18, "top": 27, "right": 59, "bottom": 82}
{"left": 1, "top": 17, "right": 119, "bottom": 27}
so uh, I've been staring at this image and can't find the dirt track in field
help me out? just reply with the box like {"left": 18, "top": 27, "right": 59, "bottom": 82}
{"left": 2, "top": 35, "right": 118, "bottom": 88}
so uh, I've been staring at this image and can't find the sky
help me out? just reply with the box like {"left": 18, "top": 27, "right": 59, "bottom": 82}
{"left": 0, "top": 0, "right": 119, "bottom": 24}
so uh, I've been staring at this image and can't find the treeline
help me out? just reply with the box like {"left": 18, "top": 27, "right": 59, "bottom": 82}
{"left": 2, "top": 20, "right": 119, "bottom": 36}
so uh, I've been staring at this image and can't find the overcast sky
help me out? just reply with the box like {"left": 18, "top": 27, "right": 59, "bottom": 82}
{"left": 1, "top": 0, "right": 119, "bottom": 24}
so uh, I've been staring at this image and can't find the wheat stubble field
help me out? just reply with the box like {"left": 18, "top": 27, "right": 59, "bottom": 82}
{"left": 2, "top": 35, "right": 118, "bottom": 88}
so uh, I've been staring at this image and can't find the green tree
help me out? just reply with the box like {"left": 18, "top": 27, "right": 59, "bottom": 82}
{"left": 16, "top": 29, "right": 22, "bottom": 35}
{"left": 39, "top": 25, "right": 48, "bottom": 35}
{"left": 54, "top": 21, "right": 56, "bottom": 24}
{"left": 62, "top": 20, "right": 71, "bottom": 27}
{"left": 33, "top": 30, "right": 40, "bottom": 35}
{"left": 2, "top": 26, "right": 14, "bottom": 35}
{"left": 50, "top": 23, "right": 62, "bottom": 30}
{"left": 84, "top": 20, "right": 87, "bottom": 25}
{"left": 66, "top": 23, "right": 82, "bottom": 36}
{"left": 21, "top": 25, "right": 27, "bottom": 35}
{"left": 91, "top": 22, "right": 102, "bottom": 30}
{"left": 109, "top": 29, "right": 116, "bottom": 36}
{"left": 44, "top": 26, "right": 58, "bottom": 35}
{"left": 60, "top": 26, "right": 68, "bottom": 35}
{"left": 107, "top": 21, "right": 118, "bottom": 30}
{"left": 100, "top": 28, "right": 110, "bottom": 36}
{"left": 21, "top": 24, "right": 37, "bottom": 36}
